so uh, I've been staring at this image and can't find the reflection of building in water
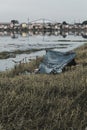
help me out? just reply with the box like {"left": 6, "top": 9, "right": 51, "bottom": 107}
{"left": 28, "top": 31, "right": 34, "bottom": 36}
{"left": 0, "top": 31, "right": 11, "bottom": 37}
{"left": 74, "top": 31, "right": 81, "bottom": 36}
{"left": 21, "top": 32, "right": 28, "bottom": 37}
{"left": 60, "top": 31, "right": 68, "bottom": 38}
{"left": 10, "top": 32, "right": 18, "bottom": 39}
{"left": 0, "top": 32, "right": 4, "bottom": 36}
{"left": 1, "top": 30, "right": 87, "bottom": 38}
{"left": 44, "top": 31, "right": 52, "bottom": 36}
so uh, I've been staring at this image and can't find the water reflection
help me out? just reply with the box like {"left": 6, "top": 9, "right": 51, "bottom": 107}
{"left": 0, "top": 30, "right": 87, "bottom": 39}
{"left": 10, "top": 32, "right": 18, "bottom": 39}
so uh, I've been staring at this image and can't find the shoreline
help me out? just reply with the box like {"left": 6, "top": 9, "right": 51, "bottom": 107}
{"left": 0, "top": 42, "right": 86, "bottom": 72}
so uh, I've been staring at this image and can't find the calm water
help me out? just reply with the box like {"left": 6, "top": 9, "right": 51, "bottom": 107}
{"left": 0, "top": 31, "right": 86, "bottom": 71}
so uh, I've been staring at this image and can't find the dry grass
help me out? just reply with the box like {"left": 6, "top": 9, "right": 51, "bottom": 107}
{"left": 0, "top": 44, "right": 87, "bottom": 130}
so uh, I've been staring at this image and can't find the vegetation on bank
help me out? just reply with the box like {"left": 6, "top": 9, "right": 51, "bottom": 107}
{"left": 0, "top": 44, "right": 87, "bottom": 130}
{"left": 0, "top": 49, "right": 43, "bottom": 59}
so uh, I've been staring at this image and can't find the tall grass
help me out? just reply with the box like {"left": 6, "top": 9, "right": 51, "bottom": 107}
{"left": 0, "top": 44, "right": 87, "bottom": 130}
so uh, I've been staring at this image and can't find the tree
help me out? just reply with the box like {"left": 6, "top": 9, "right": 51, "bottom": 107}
{"left": 11, "top": 20, "right": 19, "bottom": 24}
{"left": 62, "top": 21, "right": 67, "bottom": 25}
{"left": 82, "top": 20, "right": 87, "bottom": 25}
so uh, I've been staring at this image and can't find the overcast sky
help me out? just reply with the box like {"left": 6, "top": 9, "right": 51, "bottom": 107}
{"left": 0, "top": 0, "right": 87, "bottom": 23}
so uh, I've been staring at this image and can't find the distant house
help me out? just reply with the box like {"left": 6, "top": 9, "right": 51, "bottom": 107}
{"left": 53, "top": 23, "right": 61, "bottom": 30}
{"left": 21, "top": 23, "right": 27, "bottom": 28}
{"left": 73, "top": 23, "right": 83, "bottom": 30}
{"left": 0, "top": 22, "right": 10, "bottom": 30}
{"left": 34, "top": 23, "right": 43, "bottom": 30}
{"left": 61, "top": 21, "right": 69, "bottom": 30}
{"left": 21, "top": 23, "right": 28, "bottom": 30}
{"left": 0, "top": 24, "right": 4, "bottom": 29}
{"left": 0, "top": 20, "right": 19, "bottom": 30}
{"left": 10, "top": 20, "right": 19, "bottom": 30}
{"left": 68, "top": 24, "right": 74, "bottom": 30}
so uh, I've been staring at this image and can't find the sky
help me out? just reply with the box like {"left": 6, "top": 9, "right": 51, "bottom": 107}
{"left": 0, "top": 0, "right": 87, "bottom": 23}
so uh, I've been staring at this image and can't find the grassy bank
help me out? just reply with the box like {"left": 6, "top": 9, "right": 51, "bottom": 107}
{"left": 0, "top": 49, "right": 43, "bottom": 59}
{"left": 0, "top": 44, "right": 87, "bottom": 130}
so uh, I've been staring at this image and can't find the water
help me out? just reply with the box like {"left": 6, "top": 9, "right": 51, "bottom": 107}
{"left": 0, "top": 31, "right": 86, "bottom": 71}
